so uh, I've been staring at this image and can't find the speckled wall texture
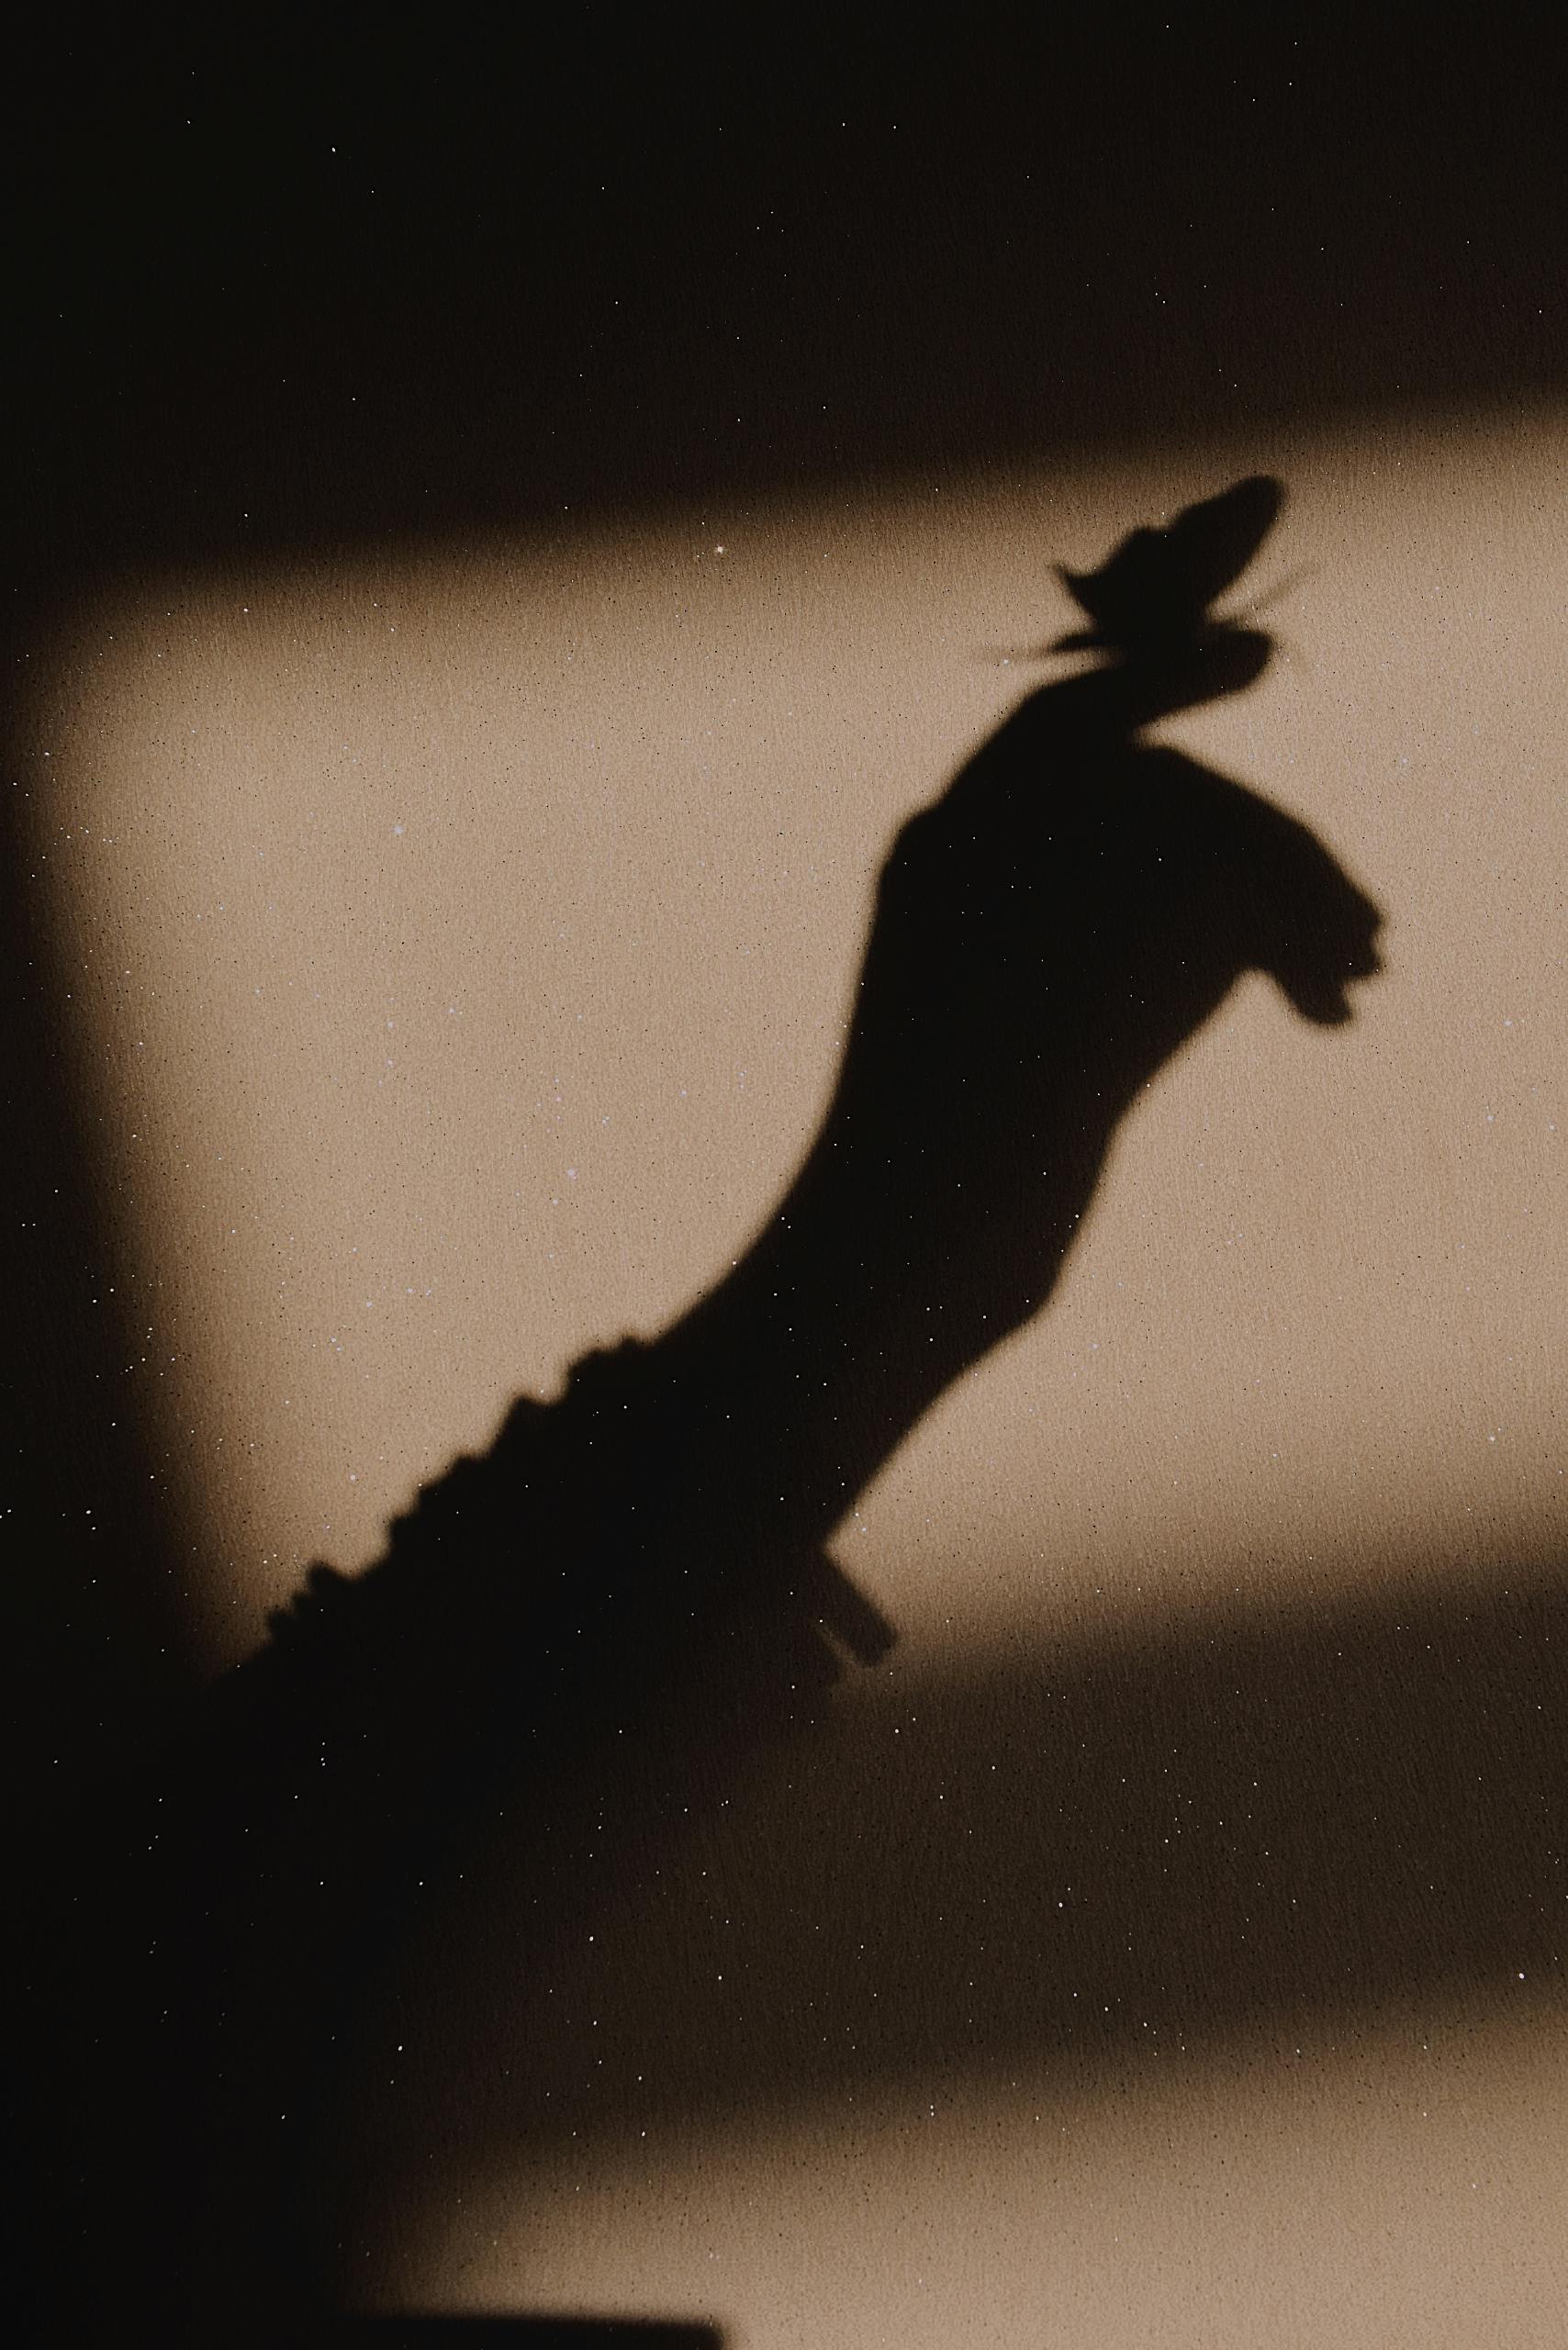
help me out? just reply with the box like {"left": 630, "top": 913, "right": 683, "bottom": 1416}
{"left": 12, "top": 17, "right": 1568, "bottom": 2345}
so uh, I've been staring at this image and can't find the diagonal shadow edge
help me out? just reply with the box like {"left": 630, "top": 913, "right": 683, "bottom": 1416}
{"left": 383, "top": 1535, "right": 1567, "bottom": 2170}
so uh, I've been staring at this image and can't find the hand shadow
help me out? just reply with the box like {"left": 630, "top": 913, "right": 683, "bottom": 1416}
{"left": 41, "top": 476, "right": 1383, "bottom": 2344}
{"left": 656, "top": 474, "right": 1383, "bottom": 1539}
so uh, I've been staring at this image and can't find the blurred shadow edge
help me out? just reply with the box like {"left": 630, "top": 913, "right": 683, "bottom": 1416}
{"left": 345, "top": 2322, "right": 722, "bottom": 2344}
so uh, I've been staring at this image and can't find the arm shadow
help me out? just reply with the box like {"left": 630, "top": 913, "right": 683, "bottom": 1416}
{"left": 24, "top": 479, "right": 1459, "bottom": 2346}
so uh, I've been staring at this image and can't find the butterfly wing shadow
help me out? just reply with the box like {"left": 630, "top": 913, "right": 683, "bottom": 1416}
{"left": 1053, "top": 474, "right": 1285, "bottom": 653}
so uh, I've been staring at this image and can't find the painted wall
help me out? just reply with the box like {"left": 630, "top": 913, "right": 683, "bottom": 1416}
{"left": 25, "top": 407, "right": 1568, "bottom": 2339}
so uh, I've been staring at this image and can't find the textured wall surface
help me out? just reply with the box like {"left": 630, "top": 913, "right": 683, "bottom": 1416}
{"left": 24, "top": 408, "right": 1568, "bottom": 2340}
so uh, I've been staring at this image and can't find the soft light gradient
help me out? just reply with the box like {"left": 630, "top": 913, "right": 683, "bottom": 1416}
{"left": 24, "top": 406, "right": 1568, "bottom": 2340}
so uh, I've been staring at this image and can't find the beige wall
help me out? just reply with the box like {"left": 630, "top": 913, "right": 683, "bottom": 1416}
{"left": 414, "top": 2004, "right": 1568, "bottom": 2348}
{"left": 28, "top": 405, "right": 1568, "bottom": 2338}
{"left": 33, "top": 408, "right": 1565, "bottom": 1664}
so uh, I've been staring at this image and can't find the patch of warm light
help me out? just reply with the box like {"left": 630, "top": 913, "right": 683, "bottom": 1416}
{"left": 23, "top": 401, "right": 1568, "bottom": 2341}
{"left": 26, "top": 409, "right": 1567, "bottom": 1665}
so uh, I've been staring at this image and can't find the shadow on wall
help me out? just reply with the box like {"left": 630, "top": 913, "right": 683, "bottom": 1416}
{"left": 18, "top": 480, "right": 1410, "bottom": 2344}
{"left": 420, "top": 1561, "right": 1565, "bottom": 2153}
{"left": 342, "top": 2323, "right": 724, "bottom": 2344}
